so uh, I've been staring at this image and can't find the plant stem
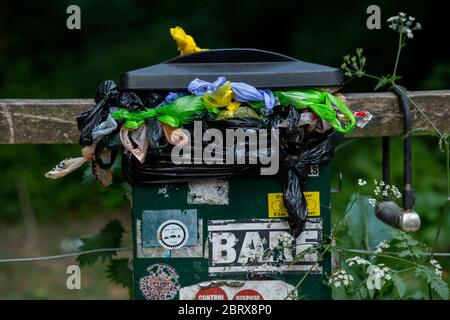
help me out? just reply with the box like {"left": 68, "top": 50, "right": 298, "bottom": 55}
{"left": 336, "top": 247, "right": 420, "bottom": 267}
{"left": 393, "top": 32, "right": 404, "bottom": 80}
{"left": 287, "top": 243, "right": 332, "bottom": 299}
{"left": 393, "top": 84, "right": 445, "bottom": 139}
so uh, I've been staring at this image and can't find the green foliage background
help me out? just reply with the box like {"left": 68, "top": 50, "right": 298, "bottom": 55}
{"left": 0, "top": 0, "right": 448, "bottom": 266}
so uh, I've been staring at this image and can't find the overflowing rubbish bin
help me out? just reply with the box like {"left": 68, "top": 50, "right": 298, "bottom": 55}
{"left": 46, "top": 28, "right": 357, "bottom": 299}
{"left": 117, "top": 48, "right": 352, "bottom": 300}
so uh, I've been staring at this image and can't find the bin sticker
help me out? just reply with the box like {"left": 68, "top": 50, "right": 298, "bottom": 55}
{"left": 157, "top": 220, "right": 189, "bottom": 250}
{"left": 187, "top": 179, "right": 229, "bottom": 205}
{"left": 180, "top": 280, "right": 296, "bottom": 300}
{"left": 233, "top": 289, "right": 264, "bottom": 300}
{"left": 139, "top": 264, "right": 180, "bottom": 300}
{"left": 268, "top": 191, "right": 320, "bottom": 218}
{"left": 195, "top": 287, "right": 228, "bottom": 300}
{"left": 207, "top": 218, "right": 322, "bottom": 275}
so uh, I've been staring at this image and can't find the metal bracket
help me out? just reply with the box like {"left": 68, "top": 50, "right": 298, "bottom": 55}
{"left": 375, "top": 86, "right": 420, "bottom": 232}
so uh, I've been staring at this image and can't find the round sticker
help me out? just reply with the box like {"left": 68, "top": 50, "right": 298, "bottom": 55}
{"left": 139, "top": 264, "right": 180, "bottom": 300}
{"left": 157, "top": 220, "right": 188, "bottom": 250}
{"left": 233, "top": 289, "right": 264, "bottom": 300}
{"left": 195, "top": 287, "right": 228, "bottom": 300}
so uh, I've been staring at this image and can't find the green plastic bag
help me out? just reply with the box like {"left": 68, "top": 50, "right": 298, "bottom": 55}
{"left": 274, "top": 89, "right": 355, "bottom": 133}
{"left": 113, "top": 95, "right": 206, "bottom": 129}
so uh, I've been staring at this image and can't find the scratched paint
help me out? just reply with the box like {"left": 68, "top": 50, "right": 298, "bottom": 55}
{"left": 187, "top": 179, "right": 229, "bottom": 205}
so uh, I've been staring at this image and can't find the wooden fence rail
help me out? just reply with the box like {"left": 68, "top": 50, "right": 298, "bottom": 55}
{"left": 0, "top": 90, "right": 449, "bottom": 144}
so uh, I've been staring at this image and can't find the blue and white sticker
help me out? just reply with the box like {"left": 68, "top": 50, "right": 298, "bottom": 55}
{"left": 157, "top": 220, "right": 189, "bottom": 250}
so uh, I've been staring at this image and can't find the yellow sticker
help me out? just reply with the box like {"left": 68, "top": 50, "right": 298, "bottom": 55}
{"left": 268, "top": 192, "right": 320, "bottom": 218}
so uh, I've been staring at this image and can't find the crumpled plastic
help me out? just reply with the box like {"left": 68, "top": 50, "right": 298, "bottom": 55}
{"left": 188, "top": 77, "right": 227, "bottom": 96}
{"left": 162, "top": 123, "right": 190, "bottom": 146}
{"left": 92, "top": 114, "right": 118, "bottom": 143}
{"left": 77, "top": 80, "right": 119, "bottom": 146}
{"left": 45, "top": 145, "right": 96, "bottom": 179}
{"left": 170, "top": 26, "right": 204, "bottom": 56}
{"left": 354, "top": 111, "right": 373, "bottom": 128}
{"left": 273, "top": 105, "right": 339, "bottom": 236}
{"left": 119, "top": 91, "right": 145, "bottom": 112}
{"left": 274, "top": 89, "right": 355, "bottom": 133}
{"left": 203, "top": 81, "right": 234, "bottom": 110}
{"left": 231, "top": 82, "right": 275, "bottom": 111}
{"left": 120, "top": 126, "right": 148, "bottom": 163}
{"left": 188, "top": 77, "right": 276, "bottom": 111}
{"left": 113, "top": 95, "right": 206, "bottom": 129}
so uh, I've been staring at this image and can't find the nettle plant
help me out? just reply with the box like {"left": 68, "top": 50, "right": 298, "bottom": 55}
{"left": 320, "top": 12, "right": 449, "bottom": 300}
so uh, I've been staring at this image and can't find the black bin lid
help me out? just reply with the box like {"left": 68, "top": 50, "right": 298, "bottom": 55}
{"left": 121, "top": 48, "right": 342, "bottom": 90}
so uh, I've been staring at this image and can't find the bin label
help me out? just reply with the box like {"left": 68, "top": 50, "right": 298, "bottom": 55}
{"left": 267, "top": 191, "right": 320, "bottom": 218}
{"left": 157, "top": 220, "right": 189, "bottom": 250}
{"left": 207, "top": 218, "right": 322, "bottom": 275}
{"left": 194, "top": 287, "right": 228, "bottom": 300}
{"left": 180, "top": 280, "right": 296, "bottom": 300}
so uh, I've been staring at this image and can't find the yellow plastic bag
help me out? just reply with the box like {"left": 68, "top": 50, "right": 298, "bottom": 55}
{"left": 203, "top": 81, "right": 234, "bottom": 109}
{"left": 170, "top": 26, "right": 203, "bottom": 56}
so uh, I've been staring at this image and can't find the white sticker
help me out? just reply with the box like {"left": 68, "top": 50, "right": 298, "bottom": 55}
{"left": 187, "top": 179, "right": 229, "bottom": 205}
{"left": 157, "top": 220, "right": 189, "bottom": 250}
{"left": 208, "top": 218, "right": 322, "bottom": 275}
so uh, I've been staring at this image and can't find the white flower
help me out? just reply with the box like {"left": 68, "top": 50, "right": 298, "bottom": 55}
{"left": 328, "top": 270, "right": 354, "bottom": 288}
{"left": 366, "top": 264, "right": 392, "bottom": 290}
{"left": 346, "top": 256, "right": 371, "bottom": 266}
{"left": 387, "top": 12, "right": 421, "bottom": 38}
{"left": 375, "top": 240, "right": 390, "bottom": 254}
{"left": 358, "top": 179, "right": 367, "bottom": 186}
{"left": 430, "top": 259, "right": 443, "bottom": 278}
{"left": 368, "top": 198, "right": 377, "bottom": 207}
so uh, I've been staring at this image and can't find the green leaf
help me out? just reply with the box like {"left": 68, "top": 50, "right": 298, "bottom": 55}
{"left": 390, "top": 273, "right": 406, "bottom": 298}
{"left": 345, "top": 194, "right": 394, "bottom": 250}
{"left": 392, "top": 230, "right": 427, "bottom": 258}
{"left": 374, "top": 77, "right": 390, "bottom": 90}
{"left": 76, "top": 219, "right": 125, "bottom": 267}
{"left": 415, "top": 266, "right": 449, "bottom": 300}
{"left": 106, "top": 258, "right": 133, "bottom": 289}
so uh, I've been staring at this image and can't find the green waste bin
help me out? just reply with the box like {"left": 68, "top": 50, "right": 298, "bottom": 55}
{"left": 121, "top": 49, "right": 342, "bottom": 300}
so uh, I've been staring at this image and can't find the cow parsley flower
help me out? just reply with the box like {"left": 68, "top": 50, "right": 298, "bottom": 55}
{"left": 358, "top": 179, "right": 367, "bottom": 186}
{"left": 366, "top": 264, "right": 391, "bottom": 290}
{"left": 346, "top": 256, "right": 371, "bottom": 266}
{"left": 375, "top": 240, "right": 390, "bottom": 254}
{"left": 387, "top": 12, "right": 422, "bottom": 39}
{"left": 430, "top": 259, "right": 443, "bottom": 278}
{"left": 368, "top": 198, "right": 377, "bottom": 207}
{"left": 373, "top": 180, "right": 402, "bottom": 200}
{"left": 328, "top": 270, "right": 354, "bottom": 288}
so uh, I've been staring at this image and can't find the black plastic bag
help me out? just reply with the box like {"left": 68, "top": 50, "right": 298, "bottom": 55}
{"left": 279, "top": 129, "right": 339, "bottom": 237}
{"left": 77, "top": 80, "right": 119, "bottom": 146}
